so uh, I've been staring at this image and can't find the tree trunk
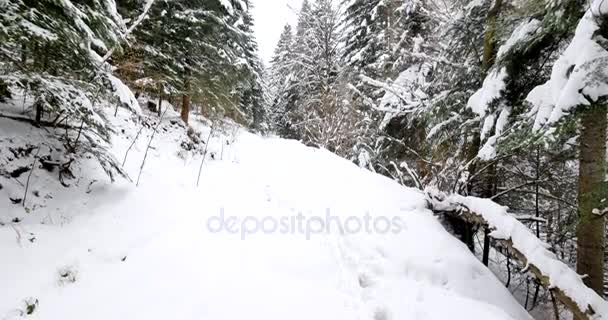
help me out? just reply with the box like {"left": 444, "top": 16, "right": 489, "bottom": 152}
{"left": 158, "top": 93, "right": 163, "bottom": 117}
{"left": 576, "top": 102, "right": 607, "bottom": 297}
{"left": 181, "top": 75, "right": 190, "bottom": 124}
{"left": 481, "top": 163, "right": 496, "bottom": 266}
{"left": 465, "top": 0, "right": 503, "bottom": 195}
{"left": 475, "top": 0, "right": 503, "bottom": 260}
{"left": 35, "top": 101, "right": 43, "bottom": 125}
{"left": 461, "top": 132, "right": 481, "bottom": 253}
{"left": 482, "top": 228, "right": 491, "bottom": 266}
{"left": 482, "top": 0, "right": 503, "bottom": 75}
{"left": 181, "top": 93, "right": 190, "bottom": 125}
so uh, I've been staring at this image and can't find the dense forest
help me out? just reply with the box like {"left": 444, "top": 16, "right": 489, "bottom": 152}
{"left": 1, "top": 0, "right": 608, "bottom": 319}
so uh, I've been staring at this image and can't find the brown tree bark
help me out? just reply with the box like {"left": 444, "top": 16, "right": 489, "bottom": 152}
{"left": 158, "top": 90, "right": 163, "bottom": 118}
{"left": 181, "top": 77, "right": 190, "bottom": 124}
{"left": 181, "top": 93, "right": 190, "bottom": 125}
{"left": 576, "top": 102, "right": 607, "bottom": 297}
{"left": 482, "top": 0, "right": 503, "bottom": 75}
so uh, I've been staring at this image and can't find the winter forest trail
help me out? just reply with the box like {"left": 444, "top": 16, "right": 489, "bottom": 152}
{"left": 0, "top": 110, "right": 531, "bottom": 320}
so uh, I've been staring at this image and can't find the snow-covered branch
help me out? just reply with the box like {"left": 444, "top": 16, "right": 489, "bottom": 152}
{"left": 427, "top": 188, "right": 608, "bottom": 319}
{"left": 99, "top": 0, "right": 157, "bottom": 65}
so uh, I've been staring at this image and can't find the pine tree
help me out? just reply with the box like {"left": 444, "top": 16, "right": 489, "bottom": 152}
{"left": 285, "top": 0, "right": 345, "bottom": 149}
{"left": 341, "top": 0, "right": 382, "bottom": 78}
{"left": 0, "top": 0, "right": 133, "bottom": 181}
{"left": 269, "top": 24, "right": 295, "bottom": 136}
{"left": 124, "top": 0, "right": 265, "bottom": 126}
{"left": 232, "top": 0, "right": 267, "bottom": 130}
{"left": 340, "top": 0, "right": 437, "bottom": 181}
{"left": 526, "top": 1, "right": 608, "bottom": 296}
{"left": 0, "top": 0, "right": 124, "bottom": 73}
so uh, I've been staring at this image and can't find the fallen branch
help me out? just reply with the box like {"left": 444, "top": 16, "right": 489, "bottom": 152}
{"left": 22, "top": 145, "right": 41, "bottom": 207}
{"left": 427, "top": 188, "right": 608, "bottom": 319}
{"left": 0, "top": 112, "right": 75, "bottom": 130}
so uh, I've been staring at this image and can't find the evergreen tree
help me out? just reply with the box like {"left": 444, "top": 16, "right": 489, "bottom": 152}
{"left": 285, "top": 0, "right": 346, "bottom": 149}
{"left": 232, "top": 0, "right": 267, "bottom": 131}
{"left": 268, "top": 24, "right": 296, "bottom": 136}
{"left": 526, "top": 0, "right": 608, "bottom": 296}
{"left": 0, "top": 0, "right": 133, "bottom": 181}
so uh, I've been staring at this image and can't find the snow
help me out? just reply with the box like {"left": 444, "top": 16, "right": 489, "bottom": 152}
{"left": 219, "top": 0, "right": 234, "bottom": 15}
{"left": 527, "top": 1, "right": 608, "bottom": 129}
{"left": 478, "top": 135, "right": 498, "bottom": 161}
{"left": 0, "top": 105, "right": 531, "bottom": 319}
{"left": 429, "top": 190, "right": 608, "bottom": 318}
{"left": 496, "top": 19, "right": 541, "bottom": 60}
{"left": 467, "top": 67, "right": 507, "bottom": 116}
{"left": 426, "top": 112, "right": 459, "bottom": 140}
{"left": 106, "top": 73, "right": 142, "bottom": 114}
{"left": 378, "top": 64, "right": 427, "bottom": 111}
{"left": 592, "top": 0, "right": 608, "bottom": 17}
{"left": 478, "top": 106, "right": 510, "bottom": 160}
{"left": 126, "top": 0, "right": 155, "bottom": 34}
{"left": 18, "top": 20, "right": 57, "bottom": 41}
{"left": 480, "top": 113, "right": 495, "bottom": 141}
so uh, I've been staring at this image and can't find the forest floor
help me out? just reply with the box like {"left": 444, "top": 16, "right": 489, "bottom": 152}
{"left": 0, "top": 103, "right": 531, "bottom": 320}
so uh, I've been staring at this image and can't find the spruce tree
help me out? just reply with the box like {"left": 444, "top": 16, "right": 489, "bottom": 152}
{"left": 0, "top": 0, "right": 133, "bottom": 181}
{"left": 526, "top": 1, "right": 608, "bottom": 296}
{"left": 269, "top": 24, "right": 296, "bottom": 136}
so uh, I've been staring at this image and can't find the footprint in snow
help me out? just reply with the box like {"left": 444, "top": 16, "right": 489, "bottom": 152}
{"left": 358, "top": 272, "right": 376, "bottom": 288}
{"left": 373, "top": 306, "right": 391, "bottom": 320}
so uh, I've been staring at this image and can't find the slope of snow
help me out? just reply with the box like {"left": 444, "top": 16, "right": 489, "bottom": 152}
{"left": 0, "top": 107, "right": 531, "bottom": 320}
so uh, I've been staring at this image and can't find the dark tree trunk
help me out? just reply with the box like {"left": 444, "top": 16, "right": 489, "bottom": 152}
{"left": 475, "top": 0, "right": 503, "bottom": 261}
{"left": 158, "top": 94, "right": 163, "bottom": 117}
{"left": 482, "top": 228, "right": 491, "bottom": 266}
{"left": 35, "top": 101, "right": 43, "bottom": 125}
{"left": 181, "top": 93, "right": 190, "bottom": 125}
{"left": 181, "top": 66, "right": 191, "bottom": 124}
{"left": 576, "top": 102, "right": 607, "bottom": 297}
{"left": 482, "top": 0, "right": 503, "bottom": 75}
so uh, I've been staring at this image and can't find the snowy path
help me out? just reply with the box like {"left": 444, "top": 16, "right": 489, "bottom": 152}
{"left": 0, "top": 113, "right": 531, "bottom": 320}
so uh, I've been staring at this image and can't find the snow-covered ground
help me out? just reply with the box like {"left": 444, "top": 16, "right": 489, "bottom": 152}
{"left": 0, "top": 105, "right": 531, "bottom": 320}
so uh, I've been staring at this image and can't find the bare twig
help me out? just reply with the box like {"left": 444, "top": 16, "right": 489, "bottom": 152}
{"left": 491, "top": 180, "right": 547, "bottom": 200}
{"left": 136, "top": 109, "right": 168, "bottom": 186}
{"left": 22, "top": 145, "right": 41, "bottom": 207}
{"left": 10, "top": 224, "right": 22, "bottom": 246}
{"left": 197, "top": 125, "right": 215, "bottom": 187}
{"left": 73, "top": 119, "right": 85, "bottom": 150}
{"left": 122, "top": 121, "right": 146, "bottom": 166}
